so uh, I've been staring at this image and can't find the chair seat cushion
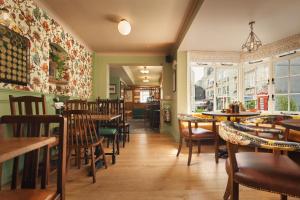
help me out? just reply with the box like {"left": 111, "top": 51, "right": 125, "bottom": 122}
{"left": 182, "top": 127, "right": 214, "bottom": 139}
{"left": 0, "top": 189, "right": 56, "bottom": 200}
{"left": 230, "top": 152, "right": 300, "bottom": 197}
{"left": 99, "top": 127, "right": 117, "bottom": 135}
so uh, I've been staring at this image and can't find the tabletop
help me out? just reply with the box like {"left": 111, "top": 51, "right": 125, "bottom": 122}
{"left": 0, "top": 137, "right": 56, "bottom": 163}
{"left": 202, "top": 111, "right": 261, "bottom": 117}
{"left": 280, "top": 119, "right": 300, "bottom": 131}
{"left": 90, "top": 114, "right": 121, "bottom": 121}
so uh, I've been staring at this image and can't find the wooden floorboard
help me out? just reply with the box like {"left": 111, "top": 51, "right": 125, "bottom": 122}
{"left": 65, "top": 133, "right": 300, "bottom": 200}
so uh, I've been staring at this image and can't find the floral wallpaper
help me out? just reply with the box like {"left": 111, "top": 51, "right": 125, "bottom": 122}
{"left": 0, "top": 0, "right": 92, "bottom": 98}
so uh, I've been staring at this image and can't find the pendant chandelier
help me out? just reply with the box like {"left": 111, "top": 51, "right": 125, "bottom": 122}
{"left": 143, "top": 76, "right": 149, "bottom": 83}
{"left": 242, "top": 21, "right": 262, "bottom": 52}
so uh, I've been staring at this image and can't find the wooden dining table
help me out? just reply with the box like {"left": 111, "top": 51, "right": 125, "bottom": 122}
{"left": 90, "top": 114, "right": 121, "bottom": 121}
{"left": 202, "top": 111, "right": 261, "bottom": 121}
{"left": 279, "top": 119, "right": 300, "bottom": 141}
{"left": 0, "top": 137, "right": 56, "bottom": 163}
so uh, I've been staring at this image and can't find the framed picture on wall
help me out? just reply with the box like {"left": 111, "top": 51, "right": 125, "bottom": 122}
{"left": 109, "top": 84, "right": 116, "bottom": 94}
{"left": 172, "top": 69, "right": 176, "bottom": 92}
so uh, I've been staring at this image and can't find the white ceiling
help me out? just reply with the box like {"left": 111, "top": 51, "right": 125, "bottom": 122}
{"left": 37, "top": 0, "right": 193, "bottom": 54}
{"left": 179, "top": 0, "right": 300, "bottom": 51}
{"left": 110, "top": 65, "right": 162, "bottom": 86}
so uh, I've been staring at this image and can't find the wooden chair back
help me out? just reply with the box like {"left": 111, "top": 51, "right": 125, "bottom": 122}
{"left": 65, "top": 99, "right": 87, "bottom": 111}
{"left": 119, "top": 99, "right": 126, "bottom": 123}
{"left": 65, "top": 110, "right": 99, "bottom": 148}
{"left": 0, "top": 115, "right": 67, "bottom": 200}
{"left": 8, "top": 95, "right": 48, "bottom": 189}
{"left": 9, "top": 95, "right": 46, "bottom": 116}
{"left": 108, "top": 99, "right": 120, "bottom": 115}
{"left": 87, "top": 101, "right": 99, "bottom": 114}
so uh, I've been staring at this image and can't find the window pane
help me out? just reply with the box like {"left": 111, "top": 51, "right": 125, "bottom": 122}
{"left": 275, "top": 60, "right": 289, "bottom": 77}
{"left": 216, "top": 68, "right": 238, "bottom": 110}
{"left": 275, "top": 95, "right": 288, "bottom": 111}
{"left": 191, "top": 66, "right": 214, "bottom": 112}
{"left": 290, "top": 76, "right": 300, "bottom": 93}
{"left": 275, "top": 77, "right": 288, "bottom": 94}
{"left": 256, "top": 65, "right": 269, "bottom": 81}
{"left": 290, "top": 95, "right": 300, "bottom": 111}
{"left": 140, "top": 90, "right": 150, "bottom": 103}
{"left": 291, "top": 57, "right": 300, "bottom": 75}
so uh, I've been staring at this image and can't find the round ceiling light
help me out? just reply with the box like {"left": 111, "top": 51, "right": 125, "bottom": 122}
{"left": 118, "top": 19, "right": 131, "bottom": 36}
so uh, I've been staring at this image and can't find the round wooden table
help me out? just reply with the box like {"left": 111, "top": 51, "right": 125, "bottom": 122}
{"left": 202, "top": 111, "right": 261, "bottom": 121}
{"left": 280, "top": 119, "right": 300, "bottom": 141}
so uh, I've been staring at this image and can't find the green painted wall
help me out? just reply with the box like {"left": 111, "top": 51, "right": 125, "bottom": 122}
{"left": 168, "top": 51, "right": 188, "bottom": 141}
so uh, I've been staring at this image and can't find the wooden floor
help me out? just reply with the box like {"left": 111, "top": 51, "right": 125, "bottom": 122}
{"left": 66, "top": 132, "right": 299, "bottom": 200}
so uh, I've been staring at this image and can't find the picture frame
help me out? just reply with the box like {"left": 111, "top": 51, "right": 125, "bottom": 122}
{"left": 109, "top": 84, "right": 116, "bottom": 94}
{"left": 172, "top": 69, "right": 176, "bottom": 92}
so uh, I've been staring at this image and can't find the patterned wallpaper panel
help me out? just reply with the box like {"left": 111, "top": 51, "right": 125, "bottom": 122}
{"left": 0, "top": 0, "right": 93, "bottom": 98}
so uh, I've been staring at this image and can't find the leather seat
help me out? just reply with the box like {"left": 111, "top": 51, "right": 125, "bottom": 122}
{"left": 226, "top": 152, "right": 300, "bottom": 197}
{"left": 182, "top": 127, "right": 214, "bottom": 139}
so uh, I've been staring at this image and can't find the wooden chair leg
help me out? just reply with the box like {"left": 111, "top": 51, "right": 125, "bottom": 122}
{"left": 176, "top": 136, "right": 183, "bottom": 157}
{"left": 66, "top": 148, "right": 72, "bottom": 173}
{"left": 77, "top": 147, "right": 81, "bottom": 169}
{"left": 107, "top": 138, "right": 110, "bottom": 148}
{"left": 0, "top": 163, "right": 2, "bottom": 190}
{"left": 99, "top": 143, "right": 108, "bottom": 169}
{"left": 280, "top": 194, "right": 287, "bottom": 200}
{"left": 197, "top": 141, "right": 201, "bottom": 154}
{"left": 223, "top": 176, "right": 231, "bottom": 200}
{"left": 123, "top": 131, "right": 126, "bottom": 148}
{"left": 188, "top": 140, "right": 193, "bottom": 166}
{"left": 127, "top": 125, "right": 130, "bottom": 142}
{"left": 231, "top": 180, "right": 239, "bottom": 200}
{"left": 215, "top": 135, "right": 219, "bottom": 164}
{"left": 90, "top": 146, "right": 96, "bottom": 183}
{"left": 116, "top": 133, "right": 120, "bottom": 155}
{"left": 11, "top": 157, "right": 19, "bottom": 189}
{"left": 112, "top": 135, "right": 116, "bottom": 164}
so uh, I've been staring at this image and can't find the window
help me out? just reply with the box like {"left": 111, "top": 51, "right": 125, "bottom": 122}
{"left": 274, "top": 57, "right": 300, "bottom": 112}
{"left": 243, "top": 63, "right": 269, "bottom": 111}
{"left": 216, "top": 67, "right": 238, "bottom": 110}
{"left": 190, "top": 64, "right": 238, "bottom": 112}
{"left": 140, "top": 90, "right": 150, "bottom": 103}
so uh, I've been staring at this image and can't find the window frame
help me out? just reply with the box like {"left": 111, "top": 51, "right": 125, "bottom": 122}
{"left": 189, "top": 51, "right": 300, "bottom": 114}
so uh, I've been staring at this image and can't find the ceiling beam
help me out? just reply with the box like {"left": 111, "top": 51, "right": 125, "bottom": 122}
{"left": 171, "top": 0, "right": 204, "bottom": 56}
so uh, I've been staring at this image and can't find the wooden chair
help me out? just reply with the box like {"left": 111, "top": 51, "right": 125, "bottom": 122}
{"left": 7, "top": 95, "right": 56, "bottom": 188}
{"left": 177, "top": 114, "right": 218, "bottom": 165}
{"left": 119, "top": 99, "right": 130, "bottom": 147}
{"left": 0, "top": 115, "right": 67, "bottom": 200}
{"left": 65, "top": 99, "right": 87, "bottom": 111}
{"left": 65, "top": 110, "right": 107, "bottom": 183}
{"left": 220, "top": 121, "right": 300, "bottom": 200}
{"left": 242, "top": 115, "right": 293, "bottom": 139}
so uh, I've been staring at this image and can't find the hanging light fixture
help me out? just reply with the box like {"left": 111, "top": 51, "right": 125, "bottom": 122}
{"left": 242, "top": 21, "right": 262, "bottom": 52}
{"left": 140, "top": 66, "right": 149, "bottom": 74}
{"left": 118, "top": 19, "right": 131, "bottom": 35}
{"left": 143, "top": 76, "right": 149, "bottom": 83}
